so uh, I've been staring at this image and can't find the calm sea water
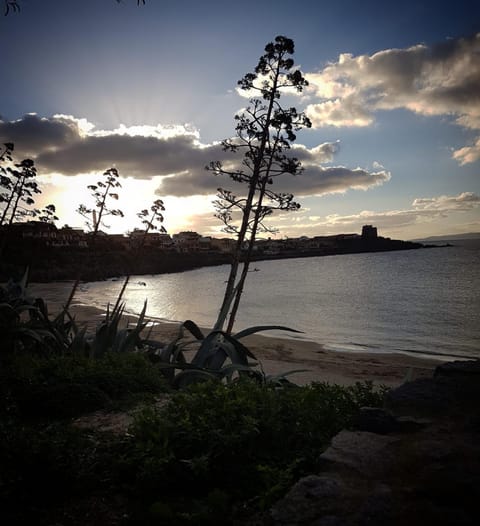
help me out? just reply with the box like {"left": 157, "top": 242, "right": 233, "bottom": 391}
{"left": 33, "top": 240, "right": 480, "bottom": 360}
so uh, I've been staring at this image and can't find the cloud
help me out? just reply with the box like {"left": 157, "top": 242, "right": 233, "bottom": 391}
{"left": 452, "top": 137, "right": 480, "bottom": 165}
{"left": 305, "top": 97, "right": 374, "bottom": 127}
{"left": 0, "top": 114, "right": 85, "bottom": 153}
{"left": 0, "top": 114, "right": 222, "bottom": 177}
{"left": 278, "top": 192, "right": 480, "bottom": 235}
{"left": 0, "top": 114, "right": 389, "bottom": 198}
{"left": 305, "top": 33, "right": 480, "bottom": 163}
{"left": 37, "top": 133, "right": 222, "bottom": 178}
{"left": 412, "top": 192, "right": 480, "bottom": 210}
{"left": 159, "top": 165, "right": 390, "bottom": 198}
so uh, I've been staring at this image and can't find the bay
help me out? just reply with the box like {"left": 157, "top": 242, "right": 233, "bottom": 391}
{"left": 34, "top": 240, "right": 480, "bottom": 361}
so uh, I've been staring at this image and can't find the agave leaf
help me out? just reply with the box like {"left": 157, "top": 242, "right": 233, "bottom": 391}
{"left": 112, "top": 275, "right": 130, "bottom": 314}
{"left": 182, "top": 319, "right": 205, "bottom": 340}
{"left": 0, "top": 303, "right": 20, "bottom": 321}
{"left": 13, "top": 327, "right": 45, "bottom": 343}
{"left": 220, "top": 331, "right": 257, "bottom": 362}
{"left": 119, "top": 325, "right": 146, "bottom": 352}
{"left": 34, "top": 297, "right": 49, "bottom": 319}
{"left": 91, "top": 322, "right": 111, "bottom": 357}
{"left": 63, "top": 310, "right": 79, "bottom": 336}
{"left": 117, "top": 302, "right": 149, "bottom": 352}
{"left": 53, "top": 307, "right": 67, "bottom": 328}
{"left": 191, "top": 331, "right": 224, "bottom": 367}
{"left": 208, "top": 337, "right": 248, "bottom": 370}
{"left": 172, "top": 344, "right": 187, "bottom": 363}
{"left": 63, "top": 279, "right": 80, "bottom": 312}
{"left": 135, "top": 299, "right": 148, "bottom": 330}
{"left": 106, "top": 303, "right": 125, "bottom": 346}
{"left": 158, "top": 342, "right": 176, "bottom": 363}
{"left": 144, "top": 323, "right": 154, "bottom": 342}
{"left": 105, "top": 302, "right": 111, "bottom": 323}
{"left": 205, "top": 343, "right": 228, "bottom": 370}
{"left": 112, "top": 328, "right": 131, "bottom": 353}
{"left": 19, "top": 267, "right": 29, "bottom": 294}
{"left": 234, "top": 325, "right": 303, "bottom": 340}
{"left": 14, "top": 304, "right": 39, "bottom": 316}
{"left": 158, "top": 333, "right": 185, "bottom": 362}
{"left": 142, "top": 339, "right": 164, "bottom": 351}
{"left": 69, "top": 326, "right": 88, "bottom": 354}
{"left": 44, "top": 325, "right": 70, "bottom": 351}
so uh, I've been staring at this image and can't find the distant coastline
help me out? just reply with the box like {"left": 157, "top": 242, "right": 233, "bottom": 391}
{"left": 1, "top": 229, "right": 428, "bottom": 283}
{"left": 5, "top": 221, "right": 473, "bottom": 283}
{"left": 411, "top": 232, "right": 480, "bottom": 243}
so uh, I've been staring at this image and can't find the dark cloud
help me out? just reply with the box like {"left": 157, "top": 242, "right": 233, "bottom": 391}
{"left": 0, "top": 114, "right": 81, "bottom": 154}
{"left": 0, "top": 114, "right": 388, "bottom": 198}
{"left": 37, "top": 133, "right": 224, "bottom": 178}
{"left": 0, "top": 114, "right": 224, "bottom": 177}
{"left": 159, "top": 164, "right": 390, "bottom": 197}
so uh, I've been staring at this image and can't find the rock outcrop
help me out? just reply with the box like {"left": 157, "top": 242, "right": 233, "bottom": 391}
{"left": 270, "top": 360, "right": 480, "bottom": 526}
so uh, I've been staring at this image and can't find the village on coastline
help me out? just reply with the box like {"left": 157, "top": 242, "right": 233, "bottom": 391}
{"left": 3, "top": 221, "right": 423, "bottom": 256}
{"left": 0, "top": 221, "right": 427, "bottom": 282}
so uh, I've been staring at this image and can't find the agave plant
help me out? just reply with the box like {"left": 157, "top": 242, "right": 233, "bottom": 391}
{"left": 151, "top": 319, "right": 305, "bottom": 389}
{"left": 87, "top": 299, "right": 149, "bottom": 357}
{"left": 0, "top": 269, "right": 75, "bottom": 354}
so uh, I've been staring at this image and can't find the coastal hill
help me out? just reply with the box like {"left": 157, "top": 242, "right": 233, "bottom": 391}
{"left": 1, "top": 222, "right": 426, "bottom": 282}
{"left": 412, "top": 232, "right": 480, "bottom": 242}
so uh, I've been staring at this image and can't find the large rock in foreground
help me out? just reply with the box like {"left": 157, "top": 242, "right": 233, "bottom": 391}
{"left": 268, "top": 360, "right": 480, "bottom": 526}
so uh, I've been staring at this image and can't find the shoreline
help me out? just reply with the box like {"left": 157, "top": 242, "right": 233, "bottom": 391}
{"left": 49, "top": 299, "right": 444, "bottom": 388}
{"left": 1, "top": 233, "right": 428, "bottom": 283}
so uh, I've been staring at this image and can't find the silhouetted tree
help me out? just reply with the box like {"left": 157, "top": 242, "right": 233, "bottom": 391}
{"left": 35, "top": 203, "right": 59, "bottom": 224}
{"left": 3, "top": 1, "right": 18, "bottom": 16}
{"left": 134, "top": 198, "right": 166, "bottom": 248}
{"left": 77, "top": 167, "right": 124, "bottom": 236}
{"left": 0, "top": 142, "right": 59, "bottom": 261}
{"left": 4, "top": 1, "right": 146, "bottom": 16}
{"left": 65, "top": 167, "right": 125, "bottom": 310}
{"left": 0, "top": 142, "right": 14, "bottom": 207}
{"left": 208, "top": 36, "right": 311, "bottom": 333}
{"left": 0, "top": 147, "right": 58, "bottom": 226}
{"left": 113, "top": 198, "right": 167, "bottom": 311}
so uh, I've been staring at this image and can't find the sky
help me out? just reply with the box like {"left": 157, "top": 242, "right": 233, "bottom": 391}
{"left": 0, "top": 0, "right": 479, "bottom": 240}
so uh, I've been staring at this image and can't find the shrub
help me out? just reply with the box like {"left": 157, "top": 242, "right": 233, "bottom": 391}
{"left": 128, "top": 379, "right": 387, "bottom": 521}
{"left": 1, "top": 352, "right": 169, "bottom": 419}
{"left": 0, "top": 418, "right": 131, "bottom": 525}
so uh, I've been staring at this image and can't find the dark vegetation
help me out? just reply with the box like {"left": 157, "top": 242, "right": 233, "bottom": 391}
{"left": 1, "top": 341, "right": 385, "bottom": 524}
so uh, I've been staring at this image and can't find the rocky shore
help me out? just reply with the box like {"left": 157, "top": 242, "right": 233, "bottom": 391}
{"left": 268, "top": 360, "right": 480, "bottom": 526}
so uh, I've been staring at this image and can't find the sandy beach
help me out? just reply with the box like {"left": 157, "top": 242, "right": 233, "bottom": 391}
{"left": 40, "top": 288, "right": 444, "bottom": 388}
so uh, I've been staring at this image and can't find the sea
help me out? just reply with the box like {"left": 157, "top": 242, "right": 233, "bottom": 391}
{"left": 32, "top": 239, "right": 480, "bottom": 361}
